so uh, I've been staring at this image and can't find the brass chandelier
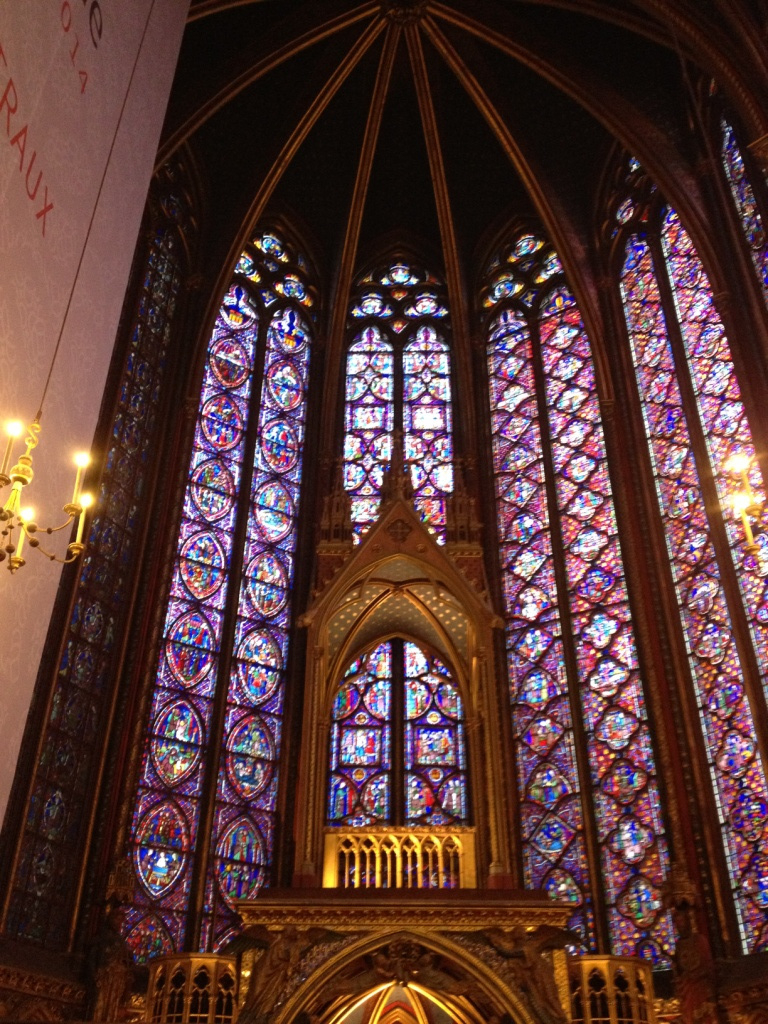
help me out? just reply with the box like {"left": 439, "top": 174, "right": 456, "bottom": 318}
{"left": 0, "top": 418, "right": 92, "bottom": 574}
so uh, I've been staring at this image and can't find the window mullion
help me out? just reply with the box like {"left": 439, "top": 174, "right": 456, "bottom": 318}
{"left": 185, "top": 310, "right": 270, "bottom": 951}
{"left": 392, "top": 638, "right": 405, "bottom": 826}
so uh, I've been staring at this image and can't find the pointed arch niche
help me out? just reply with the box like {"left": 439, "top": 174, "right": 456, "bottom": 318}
{"left": 292, "top": 484, "right": 509, "bottom": 890}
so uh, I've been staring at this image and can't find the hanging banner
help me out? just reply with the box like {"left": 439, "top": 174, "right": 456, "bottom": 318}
{"left": 0, "top": 0, "right": 190, "bottom": 821}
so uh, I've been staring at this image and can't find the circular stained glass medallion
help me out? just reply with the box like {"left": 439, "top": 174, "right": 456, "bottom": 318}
{"left": 217, "top": 819, "right": 264, "bottom": 906}
{"left": 602, "top": 760, "right": 647, "bottom": 804}
{"left": 528, "top": 764, "right": 570, "bottom": 806}
{"left": 201, "top": 393, "right": 243, "bottom": 451}
{"left": 436, "top": 682, "right": 460, "bottom": 717}
{"left": 210, "top": 336, "right": 250, "bottom": 388}
{"left": 362, "top": 775, "right": 389, "bottom": 818}
{"left": 191, "top": 460, "right": 235, "bottom": 522}
{"left": 329, "top": 775, "right": 356, "bottom": 819}
{"left": 729, "top": 786, "right": 765, "bottom": 843}
{"left": 180, "top": 531, "right": 226, "bottom": 600}
{"left": 267, "top": 360, "right": 303, "bottom": 410}
{"left": 125, "top": 915, "right": 173, "bottom": 964}
{"left": 237, "top": 629, "right": 282, "bottom": 703}
{"left": 618, "top": 876, "right": 660, "bottom": 927}
{"left": 135, "top": 802, "right": 187, "bottom": 898}
{"left": 364, "top": 680, "right": 390, "bottom": 719}
{"left": 596, "top": 708, "right": 638, "bottom": 750}
{"left": 254, "top": 480, "right": 294, "bottom": 542}
{"left": 166, "top": 610, "right": 215, "bottom": 687}
{"left": 544, "top": 869, "right": 582, "bottom": 904}
{"left": 151, "top": 700, "right": 203, "bottom": 786}
{"left": 246, "top": 551, "right": 288, "bottom": 617}
{"left": 610, "top": 817, "right": 653, "bottom": 864}
{"left": 405, "top": 679, "right": 430, "bottom": 719}
{"left": 226, "top": 715, "right": 274, "bottom": 798}
{"left": 261, "top": 419, "right": 299, "bottom": 473}
{"left": 333, "top": 682, "right": 361, "bottom": 719}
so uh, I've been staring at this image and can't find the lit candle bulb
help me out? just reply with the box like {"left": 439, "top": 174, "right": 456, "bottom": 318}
{"left": 1, "top": 420, "right": 22, "bottom": 479}
{"left": 71, "top": 452, "right": 90, "bottom": 505}
{"left": 725, "top": 452, "right": 751, "bottom": 475}
{"left": 75, "top": 492, "right": 93, "bottom": 545}
{"left": 17, "top": 507, "right": 34, "bottom": 559}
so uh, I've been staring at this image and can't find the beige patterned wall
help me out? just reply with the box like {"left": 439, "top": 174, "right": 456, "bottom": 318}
{"left": 0, "top": 0, "right": 189, "bottom": 823}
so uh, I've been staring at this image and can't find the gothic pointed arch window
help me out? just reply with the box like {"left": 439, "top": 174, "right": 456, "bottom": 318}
{"left": 613, "top": 159, "right": 768, "bottom": 952}
{"left": 122, "top": 228, "right": 317, "bottom": 961}
{"left": 327, "top": 639, "right": 469, "bottom": 828}
{"left": 484, "top": 233, "right": 672, "bottom": 962}
{"left": 719, "top": 115, "right": 768, "bottom": 303}
{"left": 3, "top": 168, "right": 196, "bottom": 949}
{"left": 345, "top": 259, "right": 453, "bottom": 541}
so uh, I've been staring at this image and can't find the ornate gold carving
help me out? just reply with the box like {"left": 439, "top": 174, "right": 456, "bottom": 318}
{"left": 239, "top": 889, "right": 569, "bottom": 933}
{"left": 0, "top": 964, "right": 85, "bottom": 1022}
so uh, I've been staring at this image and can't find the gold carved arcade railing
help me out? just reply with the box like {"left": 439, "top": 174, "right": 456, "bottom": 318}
{"left": 145, "top": 954, "right": 238, "bottom": 1024}
{"left": 322, "top": 827, "right": 477, "bottom": 889}
{"left": 569, "top": 955, "right": 656, "bottom": 1024}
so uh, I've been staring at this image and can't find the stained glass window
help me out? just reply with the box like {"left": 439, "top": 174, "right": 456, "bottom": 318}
{"left": 720, "top": 118, "right": 768, "bottom": 301}
{"left": 485, "top": 234, "right": 672, "bottom": 962}
{"left": 123, "top": 230, "right": 315, "bottom": 961}
{"left": 617, "top": 191, "right": 768, "bottom": 953}
{"left": 327, "top": 640, "right": 468, "bottom": 828}
{"left": 4, "top": 188, "right": 190, "bottom": 948}
{"left": 344, "top": 260, "right": 453, "bottom": 542}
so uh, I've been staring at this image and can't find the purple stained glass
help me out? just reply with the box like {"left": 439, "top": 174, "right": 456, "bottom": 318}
{"left": 404, "top": 643, "right": 467, "bottom": 825}
{"left": 621, "top": 222, "right": 768, "bottom": 951}
{"left": 487, "top": 299, "right": 592, "bottom": 943}
{"left": 404, "top": 327, "right": 454, "bottom": 541}
{"left": 344, "top": 261, "right": 454, "bottom": 541}
{"left": 328, "top": 644, "right": 393, "bottom": 826}
{"left": 125, "top": 230, "right": 314, "bottom": 957}
{"left": 540, "top": 284, "right": 671, "bottom": 955}
{"left": 488, "top": 235, "right": 673, "bottom": 959}
{"left": 344, "top": 327, "right": 394, "bottom": 539}
{"left": 327, "top": 641, "right": 467, "bottom": 828}
{"left": 721, "top": 119, "right": 768, "bottom": 301}
{"left": 204, "top": 261, "right": 313, "bottom": 949}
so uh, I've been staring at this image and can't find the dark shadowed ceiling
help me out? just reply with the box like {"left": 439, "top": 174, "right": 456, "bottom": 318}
{"left": 157, "top": 0, "right": 768, "bottom": 301}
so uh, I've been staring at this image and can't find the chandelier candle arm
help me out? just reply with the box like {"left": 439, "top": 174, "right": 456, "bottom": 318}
{"left": 0, "top": 421, "right": 23, "bottom": 483}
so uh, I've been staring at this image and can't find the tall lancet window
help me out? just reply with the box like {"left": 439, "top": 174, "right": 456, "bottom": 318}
{"left": 123, "top": 230, "right": 316, "bottom": 961}
{"left": 615, "top": 166, "right": 768, "bottom": 952}
{"left": 327, "top": 640, "right": 468, "bottom": 829}
{"left": 345, "top": 260, "right": 453, "bottom": 541}
{"left": 720, "top": 117, "right": 768, "bottom": 302}
{"left": 485, "top": 234, "right": 671, "bottom": 962}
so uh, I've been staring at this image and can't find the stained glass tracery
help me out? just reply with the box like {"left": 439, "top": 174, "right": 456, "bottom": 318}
{"left": 125, "top": 230, "right": 314, "bottom": 960}
{"left": 618, "top": 196, "right": 768, "bottom": 952}
{"left": 720, "top": 118, "right": 768, "bottom": 301}
{"left": 327, "top": 641, "right": 468, "bottom": 829}
{"left": 486, "top": 234, "right": 672, "bottom": 961}
{"left": 6, "top": 207, "right": 187, "bottom": 948}
{"left": 344, "top": 261, "right": 453, "bottom": 542}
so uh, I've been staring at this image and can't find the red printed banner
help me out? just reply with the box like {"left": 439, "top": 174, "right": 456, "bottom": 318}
{"left": 0, "top": 1, "right": 189, "bottom": 822}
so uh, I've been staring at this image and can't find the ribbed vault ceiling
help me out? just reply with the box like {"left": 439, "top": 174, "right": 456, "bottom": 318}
{"left": 161, "top": 0, "right": 768, "bottom": 325}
